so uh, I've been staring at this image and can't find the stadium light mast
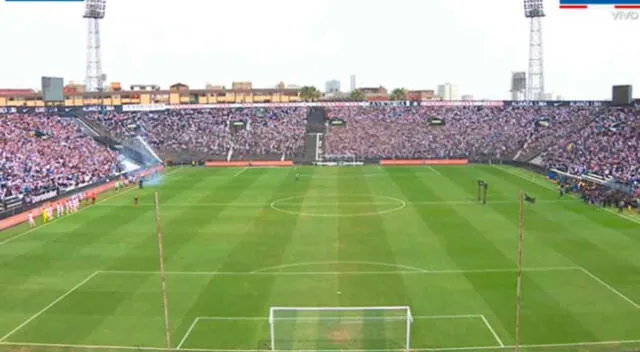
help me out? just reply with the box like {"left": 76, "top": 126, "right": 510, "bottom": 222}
{"left": 524, "top": 0, "right": 545, "bottom": 101}
{"left": 83, "top": 0, "right": 106, "bottom": 93}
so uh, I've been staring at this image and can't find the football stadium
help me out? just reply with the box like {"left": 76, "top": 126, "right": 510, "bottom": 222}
{"left": 1, "top": 0, "right": 639, "bottom": 352}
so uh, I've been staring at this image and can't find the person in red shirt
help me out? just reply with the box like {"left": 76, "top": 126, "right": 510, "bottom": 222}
{"left": 91, "top": 191, "right": 97, "bottom": 205}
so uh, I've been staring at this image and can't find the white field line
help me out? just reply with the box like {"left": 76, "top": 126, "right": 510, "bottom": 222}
{"left": 177, "top": 317, "right": 200, "bottom": 349}
{"left": 3, "top": 339, "right": 640, "bottom": 352}
{"left": 427, "top": 166, "right": 442, "bottom": 176}
{"left": 480, "top": 315, "right": 504, "bottom": 347}
{"left": 0, "top": 271, "right": 100, "bottom": 342}
{"left": 233, "top": 167, "right": 248, "bottom": 177}
{"left": 0, "top": 167, "right": 184, "bottom": 247}
{"left": 98, "top": 266, "right": 580, "bottom": 276}
{"left": 94, "top": 199, "right": 574, "bottom": 208}
{"left": 254, "top": 260, "right": 429, "bottom": 273}
{"left": 493, "top": 165, "right": 640, "bottom": 225}
{"left": 579, "top": 266, "right": 640, "bottom": 310}
{"left": 197, "top": 314, "right": 483, "bottom": 321}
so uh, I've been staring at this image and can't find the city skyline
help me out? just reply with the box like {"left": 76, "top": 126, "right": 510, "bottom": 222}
{"left": 0, "top": 0, "right": 638, "bottom": 100}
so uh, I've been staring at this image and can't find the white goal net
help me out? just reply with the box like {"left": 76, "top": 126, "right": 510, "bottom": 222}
{"left": 323, "top": 154, "right": 358, "bottom": 165}
{"left": 269, "top": 306, "right": 413, "bottom": 351}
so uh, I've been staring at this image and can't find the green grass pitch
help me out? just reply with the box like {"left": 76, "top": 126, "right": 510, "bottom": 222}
{"left": 0, "top": 165, "right": 639, "bottom": 352}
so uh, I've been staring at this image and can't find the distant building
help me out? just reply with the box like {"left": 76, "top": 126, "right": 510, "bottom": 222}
{"left": 287, "top": 84, "right": 301, "bottom": 89}
{"left": 130, "top": 84, "right": 160, "bottom": 91}
{"left": 511, "top": 72, "right": 527, "bottom": 101}
{"left": 325, "top": 80, "right": 341, "bottom": 93}
{"left": 350, "top": 75, "right": 356, "bottom": 92}
{"left": 360, "top": 86, "right": 388, "bottom": 101}
{"left": 232, "top": 81, "right": 252, "bottom": 90}
{"left": 437, "top": 83, "right": 460, "bottom": 101}
{"left": 542, "top": 92, "right": 553, "bottom": 100}
{"left": 407, "top": 90, "right": 437, "bottom": 101}
{"left": 461, "top": 95, "right": 474, "bottom": 101}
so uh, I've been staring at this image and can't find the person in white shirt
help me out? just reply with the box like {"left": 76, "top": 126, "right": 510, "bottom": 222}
{"left": 28, "top": 211, "right": 36, "bottom": 227}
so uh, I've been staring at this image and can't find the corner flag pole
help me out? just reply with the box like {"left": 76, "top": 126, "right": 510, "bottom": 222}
{"left": 154, "top": 192, "right": 172, "bottom": 349}
{"left": 514, "top": 190, "right": 525, "bottom": 352}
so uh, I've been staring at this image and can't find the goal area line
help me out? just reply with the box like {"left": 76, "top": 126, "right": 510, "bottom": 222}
{"left": 99, "top": 266, "right": 581, "bottom": 276}
{"left": 177, "top": 314, "right": 504, "bottom": 350}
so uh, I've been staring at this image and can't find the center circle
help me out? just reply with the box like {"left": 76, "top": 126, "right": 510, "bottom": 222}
{"left": 269, "top": 195, "right": 406, "bottom": 217}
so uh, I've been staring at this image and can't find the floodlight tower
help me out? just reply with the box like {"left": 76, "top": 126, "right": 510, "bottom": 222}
{"left": 524, "top": 0, "right": 545, "bottom": 101}
{"left": 84, "top": 0, "right": 106, "bottom": 92}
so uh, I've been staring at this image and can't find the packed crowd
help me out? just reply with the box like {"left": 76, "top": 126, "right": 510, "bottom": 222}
{"left": 323, "top": 105, "right": 638, "bottom": 191}
{"left": 88, "top": 108, "right": 308, "bottom": 158}
{"left": 0, "top": 114, "right": 120, "bottom": 202}
{"left": 543, "top": 107, "right": 639, "bottom": 190}
{"left": 2, "top": 104, "right": 637, "bottom": 204}
{"left": 323, "top": 105, "right": 599, "bottom": 160}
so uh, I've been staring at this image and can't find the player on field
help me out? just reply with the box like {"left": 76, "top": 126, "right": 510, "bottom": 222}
{"left": 28, "top": 211, "right": 35, "bottom": 227}
{"left": 42, "top": 207, "right": 48, "bottom": 224}
{"left": 47, "top": 204, "right": 54, "bottom": 220}
{"left": 91, "top": 191, "right": 97, "bottom": 205}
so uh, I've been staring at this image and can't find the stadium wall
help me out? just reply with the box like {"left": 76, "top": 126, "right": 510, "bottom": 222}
{"left": 0, "top": 165, "right": 164, "bottom": 231}
{"left": 205, "top": 161, "right": 294, "bottom": 167}
{"left": 0, "top": 99, "right": 621, "bottom": 115}
{"left": 379, "top": 159, "right": 469, "bottom": 166}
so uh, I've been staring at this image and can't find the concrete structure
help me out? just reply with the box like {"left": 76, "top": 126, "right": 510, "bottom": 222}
{"left": 325, "top": 80, "right": 341, "bottom": 93}
{"left": 524, "top": 0, "right": 546, "bottom": 100}
{"left": 350, "top": 75, "right": 356, "bottom": 92}
{"left": 407, "top": 90, "right": 437, "bottom": 101}
{"left": 83, "top": 0, "right": 107, "bottom": 92}
{"left": 437, "top": 83, "right": 460, "bottom": 101}
{"left": 511, "top": 71, "right": 527, "bottom": 101}
{"left": 0, "top": 82, "right": 303, "bottom": 107}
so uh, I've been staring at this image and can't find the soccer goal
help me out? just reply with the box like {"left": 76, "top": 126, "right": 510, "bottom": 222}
{"left": 269, "top": 306, "right": 413, "bottom": 351}
{"left": 323, "top": 154, "right": 358, "bottom": 166}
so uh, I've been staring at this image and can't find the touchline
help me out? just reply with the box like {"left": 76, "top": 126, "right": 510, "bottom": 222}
{"left": 612, "top": 11, "right": 639, "bottom": 20}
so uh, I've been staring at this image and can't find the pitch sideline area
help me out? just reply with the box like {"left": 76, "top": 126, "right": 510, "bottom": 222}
{"left": 1, "top": 266, "right": 639, "bottom": 351}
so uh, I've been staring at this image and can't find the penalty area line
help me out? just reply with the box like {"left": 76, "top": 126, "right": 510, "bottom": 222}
{"left": 480, "top": 315, "right": 504, "bottom": 347}
{"left": 0, "top": 271, "right": 101, "bottom": 342}
{"left": 97, "top": 266, "right": 580, "bottom": 276}
{"left": 579, "top": 266, "right": 640, "bottom": 310}
{"left": 233, "top": 167, "right": 248, "bottom": 177}
{"left": 176, "top": 317, "right": 200, "bottom": 349}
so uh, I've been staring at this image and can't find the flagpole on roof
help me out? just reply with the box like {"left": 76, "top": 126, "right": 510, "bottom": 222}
{"left": 514, "top": 190, "right": 525, "bottom": 352}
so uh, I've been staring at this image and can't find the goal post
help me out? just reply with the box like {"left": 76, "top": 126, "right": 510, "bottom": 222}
{"left": 269, "top": 306, "right": 413, "bottom": 351}
{"left": 323, "top": 154, "right": 357, "bottom": 165}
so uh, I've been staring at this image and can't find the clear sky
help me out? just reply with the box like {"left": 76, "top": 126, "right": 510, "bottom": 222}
{"left": 0, "top": 0, "right": 637, "bottom": 100}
